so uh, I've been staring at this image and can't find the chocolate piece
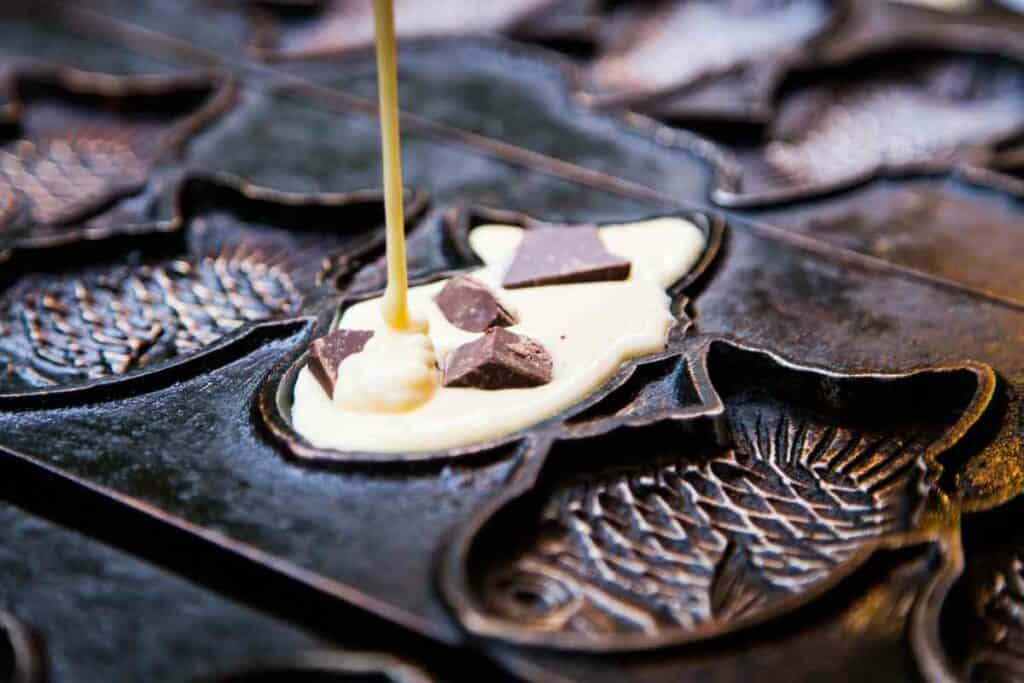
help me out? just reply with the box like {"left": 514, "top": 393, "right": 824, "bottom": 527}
{"left": 502, "top": 226, "right": 631, "bottom": 289}
{"left": 434, "top": 275, "right": 517, "bottom": 332}
{"left": 442, "top": 328, "right": 552, "bottom": 390}
{"left": 307, "top": 329, "right": 374, "bottom": 398}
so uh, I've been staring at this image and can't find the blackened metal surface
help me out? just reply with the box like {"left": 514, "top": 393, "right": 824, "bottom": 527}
{"left": 0, "top": 500, "right": 323, "bottom": 682}
{"left": 184, "top": 86, "right": 676, "bottom": 220}
{"left": 746, "top": 178, "right": 1024, "bottom": 307}
{"left": 0, "top": 2, "right": 1021, "bottom": 682}
{"left": 0, "top": 330, "right": 526, "bottom": 643}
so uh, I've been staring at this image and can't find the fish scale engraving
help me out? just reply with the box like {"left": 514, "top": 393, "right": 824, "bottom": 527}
{"left": 588, "top": 0, "right": 830, "bottom": 100}
{"left": 967, "top": 554, "right": 1024, "bottom": 682}
{"left": 717, "top": 54, "right": 1024, "bottom": 202}
{"left": 485, "top": 410, "right": 928, "bottom": 639}
{"left": 0, "top": 243, "right": 301, "bottom": 385}
{"left": 764, "top": 85, "right": 1024, "bottom": 186}
{"left": 0, "top": 125, "right": 152, "bottom": 230}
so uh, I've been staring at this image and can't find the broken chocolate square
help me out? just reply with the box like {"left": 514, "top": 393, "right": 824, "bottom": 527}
{"left": 434, "top": 275, "right": 517, "bottom": 332}
{"left": 502, "top": 226, "right": 631, "bottom": 289}
{"left": 307, "top": 328, "right": 374, "bottom": 398}
{"left": 442, "top": 328, "right": 552, "bottom": 390}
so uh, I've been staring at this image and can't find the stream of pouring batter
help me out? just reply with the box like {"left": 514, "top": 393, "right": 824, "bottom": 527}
{"left": 373, "top": 0, "right": 411, "bottom": 331}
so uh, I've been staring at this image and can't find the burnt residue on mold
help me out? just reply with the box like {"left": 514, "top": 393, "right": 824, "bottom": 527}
{"left": 443, "top": 338, "right": 994, "bottom": 651}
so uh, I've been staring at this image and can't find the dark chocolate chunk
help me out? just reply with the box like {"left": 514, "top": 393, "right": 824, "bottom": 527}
{"left": 434, "top": 275, "right": 517, "bottom": 332}
{"left": 442, "top": 328, "right": 552, "bottom": 390}
{"left": 502, "top": 226, "right": 631, "bottom": 289}
{"left": 307, "top": 329, "right": 374, "bottom": 398}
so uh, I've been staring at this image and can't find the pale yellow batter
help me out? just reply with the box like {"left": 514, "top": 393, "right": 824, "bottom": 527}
{"left": 291, "top": 218, "right": 706, "bottom": 453}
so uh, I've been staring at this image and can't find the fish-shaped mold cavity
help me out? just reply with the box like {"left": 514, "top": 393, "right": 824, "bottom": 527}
{"left": 443, "top": 339, "right": 995, "bottom": 650}
{"left": 712, "top": 50, "right": 1024, "bottom": 206}
{"left": 0, "top": 67, "right": 234, "bottom": 247}
{"left": 0, "top": 174, "right": 426, "bottom": 400}
{"left": 258, "top": 206, "right": 722, "bottom": 465}
{"left": 816, "top": 0, "right": 1024, "bottom": 66}
{"left": 581, "top": 0, "right": 835, "bottom": 112}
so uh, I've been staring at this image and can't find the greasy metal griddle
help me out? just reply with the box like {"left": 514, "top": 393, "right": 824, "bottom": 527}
{"left": 0, "top": 1, "right": 1021, "bottom": 680}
